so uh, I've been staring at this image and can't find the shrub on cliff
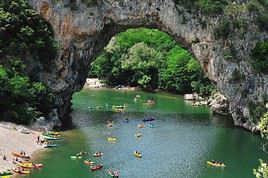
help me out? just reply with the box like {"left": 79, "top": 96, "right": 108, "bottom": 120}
{"left": 251, "top": 40, "right": 268, "bottom": 74}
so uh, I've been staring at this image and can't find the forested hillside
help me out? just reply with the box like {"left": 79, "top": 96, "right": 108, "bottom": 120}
{"left": 89, "top": 28, "right": 215, "bottom": 96}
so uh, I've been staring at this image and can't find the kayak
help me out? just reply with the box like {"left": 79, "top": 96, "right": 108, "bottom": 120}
{"left": 138, "top": 124, "right": 145, "bottom": 128}
{"left": 33, "top": 164, "right": 43, "bottom": 168}
{"left": 134, "top": 151, "right": 142, "bottom": 158}
{"left": 207, "top": 161, "right": 225, "bottom": 167}
{"left": 91, "top": 164, "right": 103, "bottom": 171}
{"left": 43, "top": 144, "right": 59, "bottom": 148}
{"left": 43, "top": 135, "right": 63, "bottom": 141}
{"left": 93, "top": 152, "right": 104, "bottom": 157}
{"left": 108, "top": 170, "right": 119, "bottom": 177}
{"left": 70, "top": 156, "right": 82, "bottom": 160}
{"left": 143, "top": 117, "right": 155, "bottom": 122}
{"left": 148, "top": 123, "right": 155, "bottom": 128}
{"left": 107, "top": 137, "right": 117, "bottom": 142}
{"left": 0, "top": 170, "right": 12, "bottom": 176}
{"left": 48, "top": 131, "right": 61, "bottom": 136}
{"left": 12, "top": 168, "right": 30, "bottom": 174}
{"left": 1, "top": 176, "right": 11, "bottom": 178}
{"left": 18, "top": 162, "right": 34, "bottom": 169}
{"left": 84, "top": 160, "right": 94, "bottom": 165}
{"left": 135, "top": 133, "right": 142, "bottom": 138}
{"left": 12, "top": 152, "right": 30, "bottom": 159}
{"left": 107, "top": 124, "right": 113, "bottom": 127}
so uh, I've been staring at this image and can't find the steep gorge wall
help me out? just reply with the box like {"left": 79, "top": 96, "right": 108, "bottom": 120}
{"left": 28, "top": 0, "right": 268, "bottom": 131}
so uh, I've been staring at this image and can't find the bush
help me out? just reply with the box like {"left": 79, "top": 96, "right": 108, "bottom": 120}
{"left": 251, "top": 40, "right": 268, "bottom": 74}
{"left": 247, "top": 0, "right": 262, "bottom": 13}
{"left": 257, "top": 13, "right": 268, "bottom": 31}
{"left": 214, "top": 20, "right": 232, "bottom": 39}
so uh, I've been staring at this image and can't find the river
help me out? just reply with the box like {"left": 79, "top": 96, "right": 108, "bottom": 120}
{"left": 26, "top": 89, "right": 266, "bottom": 178}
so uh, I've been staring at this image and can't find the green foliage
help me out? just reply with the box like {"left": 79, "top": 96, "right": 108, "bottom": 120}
{"left": 247, "top": 0, "right": 263, "bottom": 13}
{"left": 249, "top": 102, "right": 267, "bottom": 123}
{"left": 214, "top": 20, "right": 232, "bottom": 39}
{"left": 254, "top": 159, "right": 268, "bottom": 178}
{"left": 251, "top": 40, "right": 268, "bottom": 74}
{"left": 254, "top": 110, "right": 268, "bottom": 178}
{"left": 174, "top": 0, "right": 227, "bottom": 16}
{"left": 198, "top": 0, "right": 228, "bottom": 15}
{"left": 0, "top": 0, "right": 57, "bottom": 124}
{"left": 224, "top": 51, "right": 234, "bottom": 61}
{"left": 257, "top": 13, "right": 268, "bottom": 31}
{"left": 90, "top": 28, "right": 214, "bottom": 96}
{"left": 231, "top": 68, "right": 245, "bottom": 81}
{"left": 257, "top": 111, "right": 268, "bottom": 139}
{"left": 0, "top": 64, "right": 54, "bottom": 124}
{"left": 0, "top": 0, "right": 57, "bottom": 63}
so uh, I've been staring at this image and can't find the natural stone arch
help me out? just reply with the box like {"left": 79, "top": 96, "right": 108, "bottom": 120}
{"left": 28, "top": 0, "right": 268, "bottom": 131}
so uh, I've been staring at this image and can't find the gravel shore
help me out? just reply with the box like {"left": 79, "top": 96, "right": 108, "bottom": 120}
{"left": 0, "top": 122, "right": 43, "bottom": 172}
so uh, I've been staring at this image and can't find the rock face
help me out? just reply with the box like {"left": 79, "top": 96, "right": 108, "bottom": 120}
{"left": 27, "top": 0, "right": 268, "bottom": 131}
{"left": 208, "top": 93, "right": 229, "bottom": 116}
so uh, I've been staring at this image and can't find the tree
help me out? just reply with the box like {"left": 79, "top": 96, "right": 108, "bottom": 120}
{"left": 254, "top": 106, "right": 268, "bottom": 178}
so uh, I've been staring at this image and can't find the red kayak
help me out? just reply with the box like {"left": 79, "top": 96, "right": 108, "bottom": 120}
{"left": 91, "top": 164, "right": 103, "bottom": 171}
{"left": 93, "top": 152, "right": 104, "bottom": 157}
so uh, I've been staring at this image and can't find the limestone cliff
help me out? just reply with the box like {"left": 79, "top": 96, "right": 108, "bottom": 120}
{"left": 28, "top": 0, "right": 268, "bottom": 131}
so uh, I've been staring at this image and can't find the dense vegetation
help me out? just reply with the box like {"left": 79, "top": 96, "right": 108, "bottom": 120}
{"left": 0, "top": 0, "right": 57, "bottom": 124}
{"left": 89, "top": 28, "right": 214, "bottom": 96}
{"left": 252, "top": 40, "right": 268, "bottom": 74}
{"left": 254, "top": 108, "right": 268, "bottom": 178}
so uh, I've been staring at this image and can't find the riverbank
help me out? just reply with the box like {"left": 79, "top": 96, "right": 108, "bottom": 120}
{"left": 0, "top": 122, "right": 43, "bottom": 172}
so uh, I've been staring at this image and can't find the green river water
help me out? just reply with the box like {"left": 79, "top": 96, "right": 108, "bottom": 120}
{"left": 25, "top": 89, "right": 266, "bottom": 178}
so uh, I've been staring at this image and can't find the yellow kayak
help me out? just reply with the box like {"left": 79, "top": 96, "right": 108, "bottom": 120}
{"left": 12, "top": 168, "right": 30, "bottom": 174}
{"left": 18, "top": 162, "right": 34, "bottom": 169}
{"left": 207, "top": 161, "right": 225, "bottom": 167}
{"left": 107, "top": 137, "right": 117, "bottom": 142}
{"left": 134, "top": 151, "right": 142, "bottom": 158}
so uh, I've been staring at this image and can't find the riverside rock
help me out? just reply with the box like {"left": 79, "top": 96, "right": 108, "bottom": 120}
{"left": 27, "top": 0, "right": 268, "bottom": 131}
{"left": 208, "top": 93, "right": 229, "bottom": 116}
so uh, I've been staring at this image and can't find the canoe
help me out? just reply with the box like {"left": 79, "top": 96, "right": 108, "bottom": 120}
{"left": 70, "top": 156, "right": 82, "bottom": 160}
{"left": 43, "top": 135, "right": 63, "bottom": 141}
{"left": 134, "top": 151, "right": 142, "bottom": 158}
{"left": 12, "top": 152, "right": 23, "bottom": 158}
{"left": 1, "top": 176, "right": 11, "bottom": 178}
{"left": 48, "top": 131, "right": 61, "bottom": 136}
{"left": 138, "top": 124, "right": 144, "bottom": 128}
{"left": 142, "top": 117, "right": 155, "bottom": 122}
{"left": 33, "top": 164, "right": 43, "bottom": 168}
{"left": 43, "top": 144, "right": 59, "bottom": 148}
{"left": 0, "top": 170, "right": 12, "bottom": 176}
{"left": 18, "top": 162, "right": 34, "bottom": 169}
{"left": 135, "top": 133, "right": 142, "bottom": 138}
{"left": 107, "top": 137, "right": 117, "bottom": 142}
{"left": 93, "top": 152, "right": 104, "bottom": 157}
{"left": 12, "top": 168, "right": 30, "bottom": 174}
{"left": 148, "top": 123, "right": 155, "bottom": 128}
{"left": 107, "top": 124, "right": 113, "bottom": 128}
{"left": 91, "top": 164, "right": 103, "bottom": 171}
{"left": 84, "top": 160, "right": 94, "bottom": 165}
{"left": 207, "top": 161, "right": 225, "bottom": 167}
{"left": 108, "top": 170, "right": 119, "bottom": 177}
{"left": 12, "top": 152, "right": 30, "bottom": 159}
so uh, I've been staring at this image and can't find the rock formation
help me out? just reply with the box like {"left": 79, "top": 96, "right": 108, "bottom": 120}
{"left": 27, "top": 0, "right": 268, "bottom": 131}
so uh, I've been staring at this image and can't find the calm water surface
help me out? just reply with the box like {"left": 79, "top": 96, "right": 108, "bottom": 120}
{"left": 26, "top": 89, "right": 266, "bottom": 178}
